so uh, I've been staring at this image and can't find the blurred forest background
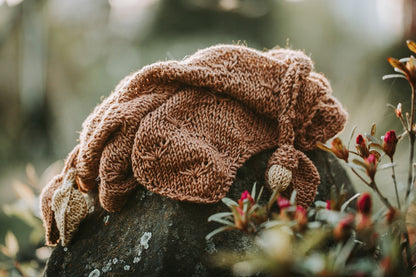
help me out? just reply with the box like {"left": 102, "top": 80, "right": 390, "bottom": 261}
{"left": 0, "top": 0, "right": 415, "bottom": 274}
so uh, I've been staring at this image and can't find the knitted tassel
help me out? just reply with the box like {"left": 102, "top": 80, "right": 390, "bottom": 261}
{"left": 51, "top": 169, "right": 88, "bottom": 246}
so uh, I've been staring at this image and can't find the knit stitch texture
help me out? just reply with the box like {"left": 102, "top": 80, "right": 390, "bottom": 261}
{"left": 40, "top": 44, "right": 347, "bottom": 246}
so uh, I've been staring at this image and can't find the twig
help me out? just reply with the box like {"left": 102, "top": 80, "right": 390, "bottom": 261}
{"left": 390, "top": 157, "right": 401, "bottom": 209}
{"left": 406, "top": 85, "right": 416, "bottom": 200}
{"left": 351, "top": 168, "right": 394, "bottom": 209}
{"left": 402, "top": 230, "right": 414, "bottom": 273}
{"left": 407, "top": 134, "right": 415, "bottom": 200}
{"left": 370, "top": 181, "right": 394, "bottom": 210}
{"left": 351, "top": 168, "right": 371, "bottom": 186}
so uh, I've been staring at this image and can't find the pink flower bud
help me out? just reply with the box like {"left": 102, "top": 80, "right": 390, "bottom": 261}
{"left": 366, "top": 154, "right": 376, "bottom": 164}
{"left": 357, "top": 192, "right": 372, "bottom": 215}
{"left": 295, "top": 206, "right": 308, "bottom": 231}
{"left": 238, "top": 190, "right": 255, "bottom": 208}
{"left": 385, "top": 207, "right": 398, "bottom": 224}
{"left": 355, "top": 134, "right": 370, "bottom": 158}
{"left": 333, "top": 214, "right": 355, "bottom": 241}
{"left": 326, "top": 200, "right": 331, "bottom": 210}
{"left": 356, "top": 134, "right": 365, "bottom": 145}
{"left": 364, "top": 154, "right": 377, "bottom": 181}
{"left": 383, "top": 130, "right": 398, "bottom": 158}
{"left": 277, "top": 196, "right": 291, "bottom": 210}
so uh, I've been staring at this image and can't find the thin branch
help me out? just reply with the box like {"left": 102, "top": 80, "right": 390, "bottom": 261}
{"left": 371, "top": 181, "right": 394, "bottom": 210}
{"left": 351, "top": 168, "right": 372, "bottom": 187}
{"left": 406, "top": 84, "right": 416, "bottom": 200}
{"left": 407, "top": 133, "right": 415, "bottom": 200}
{"left": 390, "top": 157, "right": 401, "bottom": 209}
{"left": 351, "top": 168, "right": 394, "bottom": 209}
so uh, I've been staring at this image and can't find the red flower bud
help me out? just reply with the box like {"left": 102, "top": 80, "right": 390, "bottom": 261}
{"left": 355, "top": 134, "right": 370, "bottom": 158}
{"left": 295, "top": 206, "right": 307, "bottom": 228}
{"left": 357, "top": 192, "right": 372, "bottom": 215}
{"left": 277, "top": 196, "right": 291, "bottom": 210}
{"left": 364, "top": 154, "right": 377, "bottom": 181}
{"left": 366, "top": 154, "right": 376, "bottom": 164}
{"left": 356, "top": 134, "right": 364, "bottom": 145}
{"left": 386, "top": 207, "right": 398, "bottom": 224}
{"left": 326, "top": 200, "right": 331, "bottom": 210}
{"left": 383, "top": 130, "right": 398, "bottom": 158}
{"left": 380, "top": 257, "right": 392, "bottom": 274}
{"left": 294, "top": 206, "right": 308, "bottom": 232}
{"left": 238, "top": 190, "right": 255, "bottom": 208}
{"left": 333, "top": 214, "right": 355, "bottom": 241}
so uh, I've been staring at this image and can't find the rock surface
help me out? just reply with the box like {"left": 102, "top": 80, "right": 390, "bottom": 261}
{"left": 44, "top": 149, "right": 353, "bottom": 276}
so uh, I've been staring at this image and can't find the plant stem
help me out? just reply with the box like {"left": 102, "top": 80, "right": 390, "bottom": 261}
{"left": 411, "top": 85, "right": 415, "bottom": 131}
{"left": 370, "top": 181, "right": 394, "bottom": 210}
{"left": 14, "top": 261, "right": 27, "bottom": 277}
{"left": 351, "top": 168, "right": 371, "bottom": 186}
{"left": 402, "top": 229, "right": 414, "bottom": 273}
{"left": 407, "top": 133, "right": 415, "bottom": 200}
{"left": 351, "top": 168, "right": 394, "bottom": 209}
{"left": 391, "top": 157, "right": 401, "bottom": 209}
{"left": 407, "top": 85, "right": 416, "bottom": 200}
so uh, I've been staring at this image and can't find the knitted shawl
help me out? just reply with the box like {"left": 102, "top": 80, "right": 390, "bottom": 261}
{"left": 40, "top": 44, "right": 347, "bottom": 245}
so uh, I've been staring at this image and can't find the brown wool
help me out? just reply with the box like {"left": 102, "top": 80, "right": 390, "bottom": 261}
{"left": 40, "top": 44, "right": 347, "bottom": 245}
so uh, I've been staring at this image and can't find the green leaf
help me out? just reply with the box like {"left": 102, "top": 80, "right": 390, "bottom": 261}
{"left": 315, "top": 209, "right": 343, "bottom": 225}
{"left": 368, "top": 142, "right": 383, "bottom": 150}
{"left": 2, "top": 232, "right": 19, "bottom": 258}
{"left": 208, "top": 212, "right": 233, "bottom": 222}
{"left": 340, "top": 193, "right": 360, "bottom": 212}
{"left": 268, "top": 187, "right": 280, "bottom": 210}
{"left": 222, "top": 197, "right": 238, "bottom": 207}
{"left": 314, "top": 200, "right": 328, "bottom": 209}
{"left": 251, "top": 182, "right": 257, "bottom": 200}
{"left": 205, "top": 226, "right": 234, "bottom": 240}
{"left": 382, "top": 74, "right": 407, "bottom": 80}
{"left": 334, "top": 238, "right": 356, "bottom": 269}
{"left": 297, "top": 229, "right": 329, "bottom": 256}
{"left": 352, "top": 159, "right": 366, "bottom": 168}
{"left": 307, "top": 221, "right": 322, "bottom": 229}
{"left": 208, "top": 218, "right": 235, "bottom": 226}
{"left": 256, "top": 186, "right": 264, "bottom": 203}
{"left": 12, "top": 180, "right": 35, "bottom": 207}
{"left": 248, "top": 204, "right": 263, "bottom": 215}
{"left": 364, "top": 133, "right": 381, "bottom": 144}
{"left": 345, "top": 161, "right": 365, "bottom": 171}
{"left": 290, "top": 190, "right": 297, "bottom": 205}
{"left": 261, "top": 220, "right": 293, "bottom": 229}
{"left": 347, "top": 126, "right": 357, "bottom": 149}
{"left": 243, "top": 200, "right": 249, "bottom": 214}
{"left": 378, "top": 162, "right": 396, "bottom": 170}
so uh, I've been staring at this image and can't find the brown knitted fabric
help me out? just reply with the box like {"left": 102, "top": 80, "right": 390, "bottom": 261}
{"left": 40, "top": 44, "right": 347, "bottom": 245}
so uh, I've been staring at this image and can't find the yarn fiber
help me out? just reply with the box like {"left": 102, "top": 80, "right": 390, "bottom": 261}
{"left": 40, "top": 44, "right": 347, "bottom": 246}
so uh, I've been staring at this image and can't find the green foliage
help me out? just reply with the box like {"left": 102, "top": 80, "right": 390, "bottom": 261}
{"left": 206, "top": 40, "right": 416, "bottom": 276}
{"left": 0, "top": 164, "right": 56, "bottom": 277}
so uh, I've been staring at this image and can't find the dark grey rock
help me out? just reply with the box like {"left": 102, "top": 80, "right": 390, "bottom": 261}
{"left": 43, "top": 149, "right": 352, "bottom": 276}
